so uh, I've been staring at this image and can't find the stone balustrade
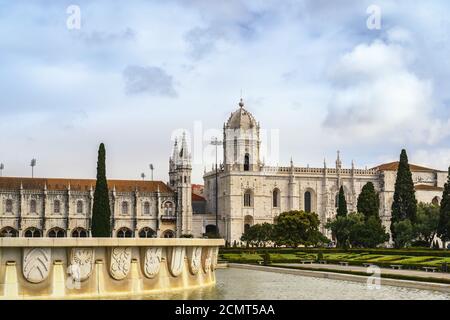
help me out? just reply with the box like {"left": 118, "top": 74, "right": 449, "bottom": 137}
{"left": 0, "top": 238, "right": 224, "bottom": 299}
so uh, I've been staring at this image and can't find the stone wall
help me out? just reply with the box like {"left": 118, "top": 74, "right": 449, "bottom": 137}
{"left": 0, "top": 238, "right": 223, "bottom": 299}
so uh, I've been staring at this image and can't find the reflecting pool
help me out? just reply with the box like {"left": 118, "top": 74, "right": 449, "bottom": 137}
{"left": 138, "top": 267, "right": 450, "bottom": 300}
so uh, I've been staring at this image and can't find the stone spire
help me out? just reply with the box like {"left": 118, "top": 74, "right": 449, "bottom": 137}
{"left": 179, "top": 132, "right": 191, "bottom": 166}
{"left": 336, "top": 150, "right": 342, "bottom": 169}
{"left": 171, "top": 138, "right": 179, "bottom": 164}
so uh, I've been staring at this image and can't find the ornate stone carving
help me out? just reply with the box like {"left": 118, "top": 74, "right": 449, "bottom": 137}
{"left": 188, "top": 247, "right": 202, "bottom": 275}
{"left": 202, "top": 247, "right": 212, "bottom": 273}
{"left": 143, "top": 247, "right": 162, "bottom": 278}
{"left": 110, "top": 247, "right": 132, "bottom": 280}
{"left": 211, "top": 247, "right": 218, "bottom": 271}
{"left": 70, "top": 248, "right": 94, "bottom": 281}
{"left": 22, "top": 248, "right": 51, "bottom": 283}
{"left": 168, "top": 247, "right": 185, "bottom": 277}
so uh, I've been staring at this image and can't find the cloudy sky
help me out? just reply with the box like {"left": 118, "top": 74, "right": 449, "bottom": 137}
{"left": 1, "top": 0, "right": 450, "bottom": 183}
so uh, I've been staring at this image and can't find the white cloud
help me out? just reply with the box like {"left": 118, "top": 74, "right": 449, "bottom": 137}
{"left": 122, "top": 65, "right": 177, "bottom": 97}
{"left": 413, "top": 148, "right": 450, "bottom": 171}
{"left": 323, "top": 39, "right": 445, "bottom": 145}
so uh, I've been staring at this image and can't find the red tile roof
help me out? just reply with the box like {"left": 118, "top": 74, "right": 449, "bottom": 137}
{"left": 192, "top": 193, "right": 206, "bottom": 201}
{"left": 0, "top": 177, "right": 173, "bottom": 193}
{"left": 372, "top": 161, "right": 439, "bottom": 172}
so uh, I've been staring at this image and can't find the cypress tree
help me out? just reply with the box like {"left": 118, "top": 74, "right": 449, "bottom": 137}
{"left": 390, "top": 149, "right": 417, "bottom": 240}
{"left": 357, "top": 182, "right": 380, "bottom": 220}
{"left": 91, "top": 143, "right": 112, "bottom": 237}
{"left": 336, "top": 186, "right": 348, "bottom": 217}
{"left": 437, "top": 167, "right": 450, "bottom": 247}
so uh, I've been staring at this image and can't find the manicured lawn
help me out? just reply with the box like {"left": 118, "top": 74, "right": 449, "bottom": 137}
{"left": 220, "top": 251, "right": 450, "bottom": 269}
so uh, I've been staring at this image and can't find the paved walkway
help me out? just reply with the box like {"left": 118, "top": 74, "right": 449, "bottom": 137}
{"left": 273, "top": 263, "right": 450, "bottom": 281}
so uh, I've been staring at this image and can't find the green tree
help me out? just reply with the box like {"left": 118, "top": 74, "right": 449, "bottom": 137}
{"left": 414, "top": 202, "right": 440, "bottom": 247}
{"left": 392, "top": 219, "right": 414, "bottom": 248}
{"left": 438, "top": 167, "right": 450, "bottom": 248}
{"left": 240, "top": 223, "right": 273, "bottom": 247}
{"left": 91, "top": 143, "right": 112, "bottom": 237}
{"left": 326, "top": 213, "right": 389, "bottom": 248}
{"left": 336, "top": 186, "right": 348, "bottom": 217}
{"left": 273, "top": 211, "right": 325, "bottom": 247}
{"left": 357, "top": 182, "right": 380, "bottom": 221}
{"left": 391, "top": 149, "right": 417, "bottom": 245}
{"left": 325, "top": 214, "right": 359, "bottom": 248}
{"left": 349, "top": 215, "right": 389, "bottom": 248}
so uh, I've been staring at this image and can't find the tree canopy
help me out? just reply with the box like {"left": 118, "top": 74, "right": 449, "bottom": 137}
{"left": 91, "top": 143, "right": 112, "bottom": 237}
{"left": 241, "top": 211, "right": 328, "bottom": 248}
{"left": 357, "top": 182, "right": 380, "bottom": 220}
{"left": 391, "top": 149, "right": 417, "bottom": 246}
{"left": 414, "top": 202, "right": 440, "bottom": 247}
{"left": 325, "top": 213, "right": 389, "bottom": 248}
{"left": 336, "top": 186, "right": 348, "bottom": 217}
{"left": 438, "top": 167, "right": 450, "bottom": 246}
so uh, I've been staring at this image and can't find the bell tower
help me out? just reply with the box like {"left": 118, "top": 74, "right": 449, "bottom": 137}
{"left": 223, "top": 99, "right": 261, "bottom": 172}
{"left": 174, "top": 132, "right": 192, "bottom": 236}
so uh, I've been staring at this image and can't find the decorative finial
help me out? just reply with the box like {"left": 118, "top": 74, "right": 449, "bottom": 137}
{"left": 239, "top": 98, "right": 244, "bottom": 108}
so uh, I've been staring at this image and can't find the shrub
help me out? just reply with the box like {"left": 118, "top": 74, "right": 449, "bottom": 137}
{"left": 180, "top": 234, "right": 193, "bottom": 238}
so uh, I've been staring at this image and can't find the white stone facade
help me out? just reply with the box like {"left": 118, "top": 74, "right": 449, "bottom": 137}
{"left": 0, "top": 132, "right": 196, "bottom": 238}
{"left": 0, "top": 178, "right": 179, "bottom": 238}
{"left": 203, "top": 100, "right": 447, "bottom": 243}
{"left": 0, "top": 101, "right": 446, "bottom": 241}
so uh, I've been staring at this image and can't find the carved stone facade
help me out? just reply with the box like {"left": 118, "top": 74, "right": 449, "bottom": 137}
{"left": 0, "top": 132, "right": 194, "bottom": 238}
{"left": 0, "top": 178, "right": 181, "bottom": 238}
{"left": 0, "top": 238, "right": 222, "bottom": 299}
{"left": 0, "top": 102, "right": 446, "bottom": 243}
{"left": 202, "top": 100, "right": 447, "bottom": 243}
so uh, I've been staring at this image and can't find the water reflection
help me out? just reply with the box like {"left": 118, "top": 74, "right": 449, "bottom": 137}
{"left": 137, "top": 268, "right": 450, "bottom": 300}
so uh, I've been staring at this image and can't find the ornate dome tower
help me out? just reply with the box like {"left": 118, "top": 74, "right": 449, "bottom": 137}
{"left": 223, "top": 99, "right": 261, "bottom": 172}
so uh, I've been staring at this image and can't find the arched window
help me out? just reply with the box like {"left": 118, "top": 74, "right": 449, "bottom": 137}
{"left": 117, "top": 227, "right": 133, "bottom": 238}
{"left": 76, "top": 200, "right": 83, "bottom": 214}
{"left": 5, "top": 199, "right": 13, "bottom": 213}
{"left": 335, "top": 193, "right": 339, "bottom": 208}
{"left": 54, "top": 200, "right": 61, "bottom": 214}
{"left": 24, "top": 227, "right": 42, "bottom": 238}
{"left": 138, "top": 227, "right": 155, "bottom": 238}
{"left": 48, "top": 227, "right": 66, "bottom": 238}
{"left": 30, "top": 199, "right": 37, "bottom": 214}
{"left": 244, "top": 190, "right": 252, "bottom": 207}
{"left": 273, "top": 188, "right": 280, "bottom": 208}
{"left": 432, "top": 196, "right": 440, "bottom": 206}
{"left": 121, "top": 201, "right": 129, "bottom": 215}
{"left": 205, "top": 225, "right": 217, "bottom": 234}
{"left": 163, "top": 202, "right": 174, "bottom": 215}
{"left": 304, "top": 191, "right": 312, "bottom": 213}
{"left": 244, "top": 153, "right": 250, "bottom": 171}
{"left": 143, "top": 201, "right": 151, "bottom": 215}
{"left": 244, "top": 215, "right": 253, "bottom": 234}
{"left": 162, "top": 230, "right": 175, "bottom": 238}
{"left": 71, "top": 227, "right": 88, "bottom": 238}
{"left": 0, "top": 227, "right": 18, "bottom": 237}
